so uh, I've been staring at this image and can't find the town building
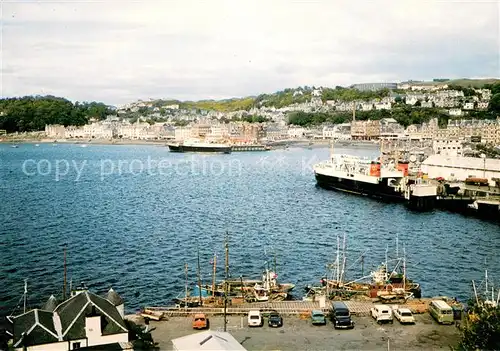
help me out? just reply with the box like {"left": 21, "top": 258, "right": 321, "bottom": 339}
{"left": 421, "top": 155, "right": 500, "bottom": 185}
{"left": 433, "top": 138, "right": 464, "bottom": 157}
{"left": 11, "top": 288, "right": 129, "bottom": 351}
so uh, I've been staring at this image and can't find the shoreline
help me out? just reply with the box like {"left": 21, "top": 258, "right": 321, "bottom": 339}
{"left": 0, "top": 138, "right": 380, "bottom": 149}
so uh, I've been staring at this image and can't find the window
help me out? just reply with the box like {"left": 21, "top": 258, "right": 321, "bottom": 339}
{"left": 73, "top": 342, "right": 81, "bottom": 350}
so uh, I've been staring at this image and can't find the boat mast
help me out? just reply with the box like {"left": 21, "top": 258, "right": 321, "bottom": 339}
{"left": 341, "top": 233, "right": 347, "bottom": 283}
{"left": 485, "top": 269, "right": 488, "bottom": 299}
{"left": 212, "top": 254, "right": 217, "bottom": 298}
{"left": 224, "top": 232, "right": 229, "bottom": 332}
{"left": 336, "top": 235, "right": 340, "bottom": 283}
{"left": 472, "top": 280, "right": 479, "bottom": 306}
{"left": 23, "top": 279, "right": 28, "bottom": 314}
{"left": 403, "top": 245, "right": 406, "bottom": 291}
{"left": 385, "top": 245, "right": 389, "bottom": 282}
{"left": 63, "top": 247, "right": 67, "bottom": 301}
{"left": 184, "top": 263, "right": 188, "bottom": 311}
{"left": 197, "top": 247, "right": 203, "bottom": 306}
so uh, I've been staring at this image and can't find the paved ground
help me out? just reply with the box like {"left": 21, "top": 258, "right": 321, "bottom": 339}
{"left": 132, "top": 313, "right": 460, "bottom": 350}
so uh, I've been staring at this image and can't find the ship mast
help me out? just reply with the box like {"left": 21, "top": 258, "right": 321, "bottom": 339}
{"left": 212, "top": 254, "right": 217, "bottom": 299}
{"left": 197, "top": 247, "right": 203, "bottom": 306}
{"left": 184, "top": 263, "right": 188, "bottom": 311}
{"left": 63, "top": 246, "right": 67, "bottom": 301}
{"left": 23, "top": 279, "right": 28, "bottom": 314}
{"left": 223, "top": 232, "right": 229, "bottom": 332}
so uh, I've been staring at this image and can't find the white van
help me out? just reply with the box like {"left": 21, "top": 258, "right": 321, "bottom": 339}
{"left": 370, "top": 304, "right": 394, "bottom": 324}
{"left": 247, "top": 310, "right": 263, "bottom": 327}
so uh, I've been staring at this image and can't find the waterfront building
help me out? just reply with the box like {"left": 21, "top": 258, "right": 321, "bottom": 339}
{"left": 266, "top": 125, "right": 288, "bottom": 140}
{"left": 174, "top": 126, "right": 192, "bottom": 141}
{"left": 380, "top": 118, "right": 404, "bottom": 140}
{"left": 288, "top": 126, "right": 305, "bottom": 138}
{"left": 11, "top": 288, "right": 129, "bottom": 351}
{"left": 421, "top": 155, "right": 500, "bottom": 184}
{"left": 45, "top": 124, "right": 66, "bottom": 138}
{"left": 351, "top": 120, "right": 380, "bottom": 140}
{"left": 322, "top": 124, "right": 351, "bottom": 140}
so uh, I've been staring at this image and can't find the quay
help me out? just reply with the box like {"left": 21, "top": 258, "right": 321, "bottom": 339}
{"left": 143, "top": 298, "right": 443, "bottom": 318}
{"left": 231, "top": 144, "right": 271, "bottom": 152}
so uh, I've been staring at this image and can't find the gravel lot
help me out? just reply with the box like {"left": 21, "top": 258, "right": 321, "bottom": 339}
{"left": 133, "top": 313, "right": 460, "bottom": 350}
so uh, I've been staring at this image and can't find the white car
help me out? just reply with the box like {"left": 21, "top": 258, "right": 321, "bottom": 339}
{"left": 247, "top": 310, "right": 263, "bottom": 327}
{"left": 370, "top": 304, "right": 394, "bottom": 324}
{"left": 393, "top": 307, "right": 415, "bottom": 324}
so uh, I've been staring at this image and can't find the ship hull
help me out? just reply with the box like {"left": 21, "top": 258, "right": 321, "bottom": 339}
{"left": 314, "top": 172, "right": 405, "bottom": 202}
{"left": 168, "top": 144, "right": 231, "bottom": 154}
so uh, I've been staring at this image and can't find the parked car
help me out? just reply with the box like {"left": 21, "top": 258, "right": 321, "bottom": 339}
{"left": 192, "top": 313, "right": 209, "bottom": 329}
{"left": 330, "top": 301, "right": 354, "bottom": 329}
{"left": 393, "top": 307, "right": 415, "bottom": 324}
{"left": 268, "top": 312, "right": 283, "bottom": 328}
{"left": 311, "top": 310, "right": 327, "bottom": 325}
{"left": 248, "top": 310, "right": 263, "bottom": 327}
{"left": 370, "top": 305, "right": 393, "bottom": 324}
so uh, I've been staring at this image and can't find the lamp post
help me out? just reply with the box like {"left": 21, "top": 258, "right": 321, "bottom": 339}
{"left": 481, "top": 153, "right": 486, "bottom": 178}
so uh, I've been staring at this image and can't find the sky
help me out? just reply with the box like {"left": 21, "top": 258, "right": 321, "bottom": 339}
{"left": 1, "top": 0, "right": 499, "bottom": 106}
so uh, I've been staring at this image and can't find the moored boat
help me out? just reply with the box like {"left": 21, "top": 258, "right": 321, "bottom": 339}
{"left": 313, "top": 143, "right": 409, "bottom": 201}
{"left": 167, "top": 139, "right": 231, "bottom": 154}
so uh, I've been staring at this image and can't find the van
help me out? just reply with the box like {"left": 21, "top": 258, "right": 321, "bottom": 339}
{"left": 428, "top": 300, "right": 454, "bottom": 324}
{"left": 330, "top": 301, "right": 354, "bottom": 329}
{"left": 247, "top": 310, "right": 263, "bottom": 327}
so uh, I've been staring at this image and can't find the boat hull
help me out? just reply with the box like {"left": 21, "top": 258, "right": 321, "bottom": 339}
{"left": 314, "top": 172, "right": 405, "bottom": 202}
{"left": 167, "top": 144, "right": 232, "bottom": 154}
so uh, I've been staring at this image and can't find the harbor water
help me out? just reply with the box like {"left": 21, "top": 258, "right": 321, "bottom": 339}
{"left": 1, "top": 143, "right": 499, "bottom": 316}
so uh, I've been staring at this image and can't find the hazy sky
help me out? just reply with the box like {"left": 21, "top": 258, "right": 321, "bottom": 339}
{"left": 2, "top": 0, "right": 499, "bottom": 106}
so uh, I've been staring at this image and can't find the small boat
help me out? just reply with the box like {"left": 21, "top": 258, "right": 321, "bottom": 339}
{"left": 35, "top": 144, "right": 40, "bottom": 147}
{"left": 80, "top": 144, "right": 88, "bottom": 148}
{"left": 11, "top": 145, "right": 19, "bottom": 148}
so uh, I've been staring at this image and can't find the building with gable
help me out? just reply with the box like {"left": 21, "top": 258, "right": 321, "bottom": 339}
{"left": 11, "top": 287, "right": 129, "bottom": 351}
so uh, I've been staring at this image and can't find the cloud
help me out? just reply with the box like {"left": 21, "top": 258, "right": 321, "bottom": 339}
{"left": 2, "top": 0, "right": 499, "bottom": 105}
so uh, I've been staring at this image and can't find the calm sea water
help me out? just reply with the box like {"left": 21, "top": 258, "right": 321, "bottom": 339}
{"left": 1, "top": 143, "right": 499, "bottom": 317}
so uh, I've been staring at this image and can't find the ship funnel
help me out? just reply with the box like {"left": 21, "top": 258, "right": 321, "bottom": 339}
{"left": 397, "top": 161, "right": 409, "bottom": 176}
{"left": 369, "top": 162, "right": 381, "bottom": 177}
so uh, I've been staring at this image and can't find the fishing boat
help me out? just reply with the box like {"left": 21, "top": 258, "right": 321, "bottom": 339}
{"left": 321, "top": 235, "right": 421, "bottom": 301}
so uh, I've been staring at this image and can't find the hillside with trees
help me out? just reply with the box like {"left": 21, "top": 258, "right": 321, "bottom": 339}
{"left": 0, "top": 96, "right": 113, "bottom": 133}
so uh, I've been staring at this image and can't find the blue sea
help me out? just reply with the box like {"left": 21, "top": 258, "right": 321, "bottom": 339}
{"left": 1, "top": 143, "right": 499, "bottom": 317}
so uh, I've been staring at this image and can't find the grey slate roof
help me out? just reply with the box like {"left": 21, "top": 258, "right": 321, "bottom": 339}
{"left": 106, "top": 288, "right": 124, "bottom": 306}
{"left": 12, "top": 309, "right": 59, "bottom": 347}
{"left": 42, "top": 295, "right": 59, "bottom": 312}
{"left": 54, "top": 291, "right": 127, "bottom": 340}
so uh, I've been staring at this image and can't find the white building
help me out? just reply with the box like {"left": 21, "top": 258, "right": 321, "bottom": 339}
{"left": 12, "top": 289, "right": 129, "bottom": 351}
{"left": 433, "top": 139, "right": 464, "bottom": 157}
{"left": 449, "top": 108, "right": 463, "bottom": 116}
{"left": 374, "top": 102, "right": 392, "bottom": 110}
{"left": 421, "top": 155, "right": 500, "bottom": 184}
{"left": 322, "top": 124, "right": 351, "bottom": 140}
{"left": 463, "top": 102, "right": 475, "bottom": 110}
{"left": 288, "top": 126, "right": 305, "bottom": 138}
{"left": 174, "top": 126, "right": 192, "bottom": 141}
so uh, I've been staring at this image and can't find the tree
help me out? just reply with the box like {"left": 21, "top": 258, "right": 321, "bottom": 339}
{"left": 460, "top": 304, "right": 500, "bottom": 350}
{"left": 488, "top": 93, "right": 500, "bottom": 114}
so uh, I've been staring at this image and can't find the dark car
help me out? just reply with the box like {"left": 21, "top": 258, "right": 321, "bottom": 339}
{"left": 268, "top": 312, "right": 283, "bottom": 327}
{"left": 330, "top": 301, "right": 354, "bottom": 329}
